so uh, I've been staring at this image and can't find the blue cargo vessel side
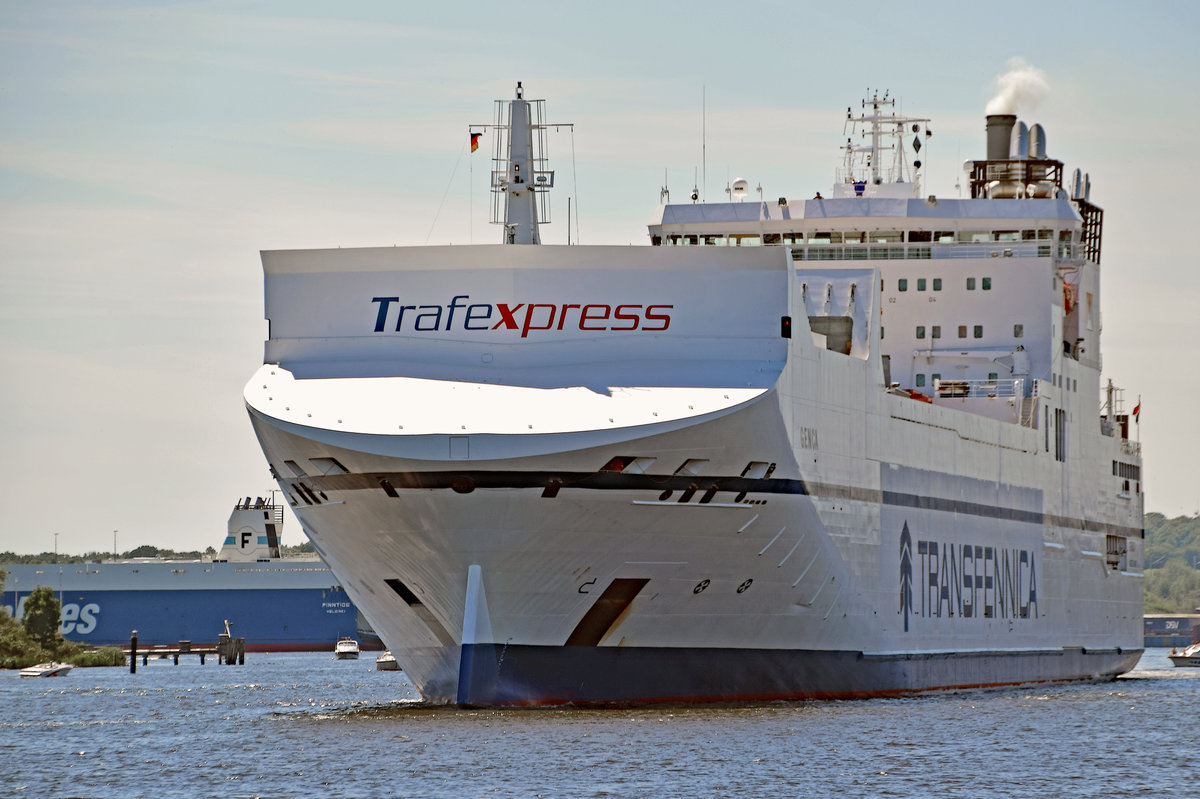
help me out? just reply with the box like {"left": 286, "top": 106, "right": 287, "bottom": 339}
{"left": 1, "top": 498, "right": 366, "bottom": 651}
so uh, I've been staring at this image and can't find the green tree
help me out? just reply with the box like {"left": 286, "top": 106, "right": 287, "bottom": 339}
{"left": 21, "top": 585, "right": 61, "bottom": 649}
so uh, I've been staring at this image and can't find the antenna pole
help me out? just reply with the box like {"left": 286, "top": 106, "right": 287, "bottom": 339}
{"left": 702, "top": 85, "right": 706, "bottom": 202}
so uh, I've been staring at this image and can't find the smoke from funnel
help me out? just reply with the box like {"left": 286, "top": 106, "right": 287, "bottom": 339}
{"left": 986, "top": 58, "right": 1050, "bottom": 115}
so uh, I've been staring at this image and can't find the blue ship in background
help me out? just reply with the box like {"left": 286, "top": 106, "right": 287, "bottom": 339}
{"left": 1, "top": 498, "right": 373, "bottom": 651}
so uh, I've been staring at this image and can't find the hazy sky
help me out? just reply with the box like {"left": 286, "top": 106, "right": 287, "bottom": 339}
{"left": 2, "top": 1, "right": 1197, "bottom": 554}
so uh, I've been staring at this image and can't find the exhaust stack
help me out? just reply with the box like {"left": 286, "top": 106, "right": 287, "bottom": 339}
{"left": 985, "top": 114, "right": 1017, "bottom": 160}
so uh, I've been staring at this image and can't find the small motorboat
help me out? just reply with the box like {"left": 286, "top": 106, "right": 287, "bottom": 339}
{"left": 1168, "top": 642, "right": 1200, "bottom": 667}
{"left": 19, "top": 662, "right": 74, "bottom": 678}
{"left": 334, "top": 636, "right": 360, "bottom": 660}
{"left": 375, "top": 650, "right": 400, "bottom": 671}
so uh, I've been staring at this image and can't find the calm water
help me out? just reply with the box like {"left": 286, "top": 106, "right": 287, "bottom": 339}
{"left": 1, "top": 649, "right": 1195, "bottom": 798}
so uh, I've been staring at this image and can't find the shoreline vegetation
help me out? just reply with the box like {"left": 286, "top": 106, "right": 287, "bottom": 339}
{"left": 0, "top": 580, "right": 125, "bottom": 670}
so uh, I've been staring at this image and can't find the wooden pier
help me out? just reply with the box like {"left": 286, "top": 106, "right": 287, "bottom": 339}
{"left": 126, "top": 621, "right": 245, "bottom": 671}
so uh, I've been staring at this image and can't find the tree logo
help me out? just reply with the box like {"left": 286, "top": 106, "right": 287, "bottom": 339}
{"left": 900, "top": 521, "right": 913, "bottom": 632}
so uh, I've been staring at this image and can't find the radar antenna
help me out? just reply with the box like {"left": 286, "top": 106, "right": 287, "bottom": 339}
{"left": 839, "top": 90, "right": 931, "bottom": 196}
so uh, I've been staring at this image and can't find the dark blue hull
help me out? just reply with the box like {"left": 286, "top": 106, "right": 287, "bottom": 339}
{"left": 457, "top": 644, "right": 1143, "bottom": 706}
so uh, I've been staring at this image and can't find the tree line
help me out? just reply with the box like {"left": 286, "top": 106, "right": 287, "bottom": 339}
{"left": 0, "top": 540, "right": 316, "bottom": 565}
{"left": 1144, "top": 512, "right": 1200, "bottom": 614}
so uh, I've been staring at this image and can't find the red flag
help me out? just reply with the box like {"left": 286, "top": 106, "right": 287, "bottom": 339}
{"left": 470, "top": 132, "right": 482, "bottom": 153}
{"left": 1133, "top": 400, "right": 1140, "bottom": 424}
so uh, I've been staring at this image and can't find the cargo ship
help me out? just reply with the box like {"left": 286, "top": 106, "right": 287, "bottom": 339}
{"left": 243, "top": 83, "right": 1144, "bottom": 704}
{"left": 1, "top": 498, "right": 363, "bottom": 651}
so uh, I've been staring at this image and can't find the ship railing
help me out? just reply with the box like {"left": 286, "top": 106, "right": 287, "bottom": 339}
{"left": 932, "top": 377, "right": 1023, "bottom": 400}
{"left": 791, "top": 242, "right": 1076, "bottom": 261}
{"left": 1120, "top": 439, "right": 1142, "bottom": 457}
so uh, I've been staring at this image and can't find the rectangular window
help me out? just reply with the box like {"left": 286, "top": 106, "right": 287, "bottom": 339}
{"left": 1014, "top": 324, "right": 1024, "bottom": 338}
{"left": 974, "top": 325, "right": 983, "bottom": 338}
{"left": 967, "top": 278, "right": 976, "bottom": 290}
{"left": 934, "top": 231, "right": 955, "bottom": 243}
{"left": 898, "top": 279, "right": 908, "bottom": 292}
{"left": 880, "top": 326, "right": 885, "bottom": 339}
{"left": 916, "top": 326, "right": 926, "bottom": 339}
{"left": 917, "top": 278, "right": 927, "bottom": 291}
{"left": 907, "top": 230, "right": 932, "bottom": 243}
{"left": 932, "top": 278, "right": 942, "bottom": 291}
{"left": 982, "top": 277, "right": 992, "bottom": 290}
{"left": 915, "top": 374, "right": 926, "bottom": 387}
{"left": 988, "top": 372, "right": 998, "bottom": 381}
{"left": 958, "top": 325, "right": 967, "bottom": 338}
{"left": 931, "top": 325, "right": 941, "bottom": 339}
{"left": 932, "top": 373, "right": 941, "bottom": 383}
{"left": 869, "top": 230, "right": 903, "bottom": 243}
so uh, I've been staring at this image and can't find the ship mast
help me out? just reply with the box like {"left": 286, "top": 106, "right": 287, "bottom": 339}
{"left": 480, "top": 82, "right": 570, "bottom": 245}
{"left": 840, "top": 90, "right": 930, "bottom": 192}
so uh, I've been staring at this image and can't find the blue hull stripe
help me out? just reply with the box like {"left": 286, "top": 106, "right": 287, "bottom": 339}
{"left": 295, "top": 470, "right": 1142, "bottom": 538}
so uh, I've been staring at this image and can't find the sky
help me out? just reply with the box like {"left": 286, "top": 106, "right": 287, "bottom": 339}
{"left": 2, "top": 0, "right": 1197, "bottom": 555}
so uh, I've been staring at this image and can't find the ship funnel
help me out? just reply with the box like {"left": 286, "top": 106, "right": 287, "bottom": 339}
{"left": 1010, "top": 121, "right": 1029, "bottom": 159}
{"left": 1028, "top": 123, "right": 1046, "bottom": 159}
{"left": 986, "top": 114, "right": 1017, "bottom": 160}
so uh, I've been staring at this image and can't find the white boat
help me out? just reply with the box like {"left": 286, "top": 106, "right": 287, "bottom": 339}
{"left": 244, "top": 83, "right": 1144, "bottom": 706}
{"left": 19, "top": 662, "right": 74, "bottom": 678}
{"left": 375, "top": 650, "right": 400, "bottom": 671}
{"left": 333, "top": 636, "right": 360, "bottom": 659}
{"left": 1168, "top": 643, "right": 1200, "bottom": 667}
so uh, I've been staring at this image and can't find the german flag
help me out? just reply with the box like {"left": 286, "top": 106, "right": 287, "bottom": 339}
{"left": 470, "top": 132, "right": 482, "bottom": 153}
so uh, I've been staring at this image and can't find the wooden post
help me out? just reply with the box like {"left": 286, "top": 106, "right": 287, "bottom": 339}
{"left": 129, "top": 630, "right": 138, "bottom": 674}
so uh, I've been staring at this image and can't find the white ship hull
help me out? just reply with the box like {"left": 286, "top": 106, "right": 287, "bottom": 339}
{"left": 244, "top": 247, "right": 1142, "bottom": 703}
{"left": 243, "top": 89, "right": 1143, "bottom": 705}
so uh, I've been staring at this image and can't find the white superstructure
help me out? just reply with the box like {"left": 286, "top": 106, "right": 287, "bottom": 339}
{"left": 244, "top": 85, "right": 1143, "bottom": 705}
